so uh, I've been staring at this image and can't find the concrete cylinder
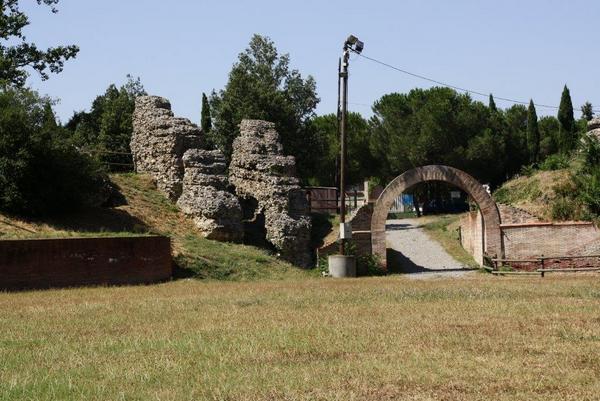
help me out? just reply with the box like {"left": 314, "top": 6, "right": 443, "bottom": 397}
{"left": 328, "top": 255, "right": 357, "bottom": 278}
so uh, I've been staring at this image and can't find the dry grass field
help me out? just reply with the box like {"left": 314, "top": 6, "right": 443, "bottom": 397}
{"left": 1, "top": 274, "right": 599, "bottom": 401}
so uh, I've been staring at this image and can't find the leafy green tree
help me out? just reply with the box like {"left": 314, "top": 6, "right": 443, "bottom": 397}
{"left": 0, "top": 88, "right": 104, "bottom": 215}
{"left": 66, "top": 75, "right": 146, "bottom": 171}
{"left": 527, "top": 100, "right": 540, "bottom": 164}
{"left": 502, "top": 104, "right": 529, "bottom": 177}
{"left": 307, "top": 112, "right": 376, "bottom": 186}
{"left": 209, "top": 34, "right": 320, "bottom": 177}
{"left": 581, "top": 102, "right": 594, "bottom": 121}
{"left": 201, "top": 92, "right": 212, "bottom": 133}
{"left": 558, "top": 85, "right": 576, "bottom": 153}
{"left": 369, "top": 87, "right": 501, "bottom": 184}
{"left": 538, "top": 116, "right": 560, "bottom": 159}
{"left": 0, "top": 0, "right": 79, "bottom": 87}
{"left": 489, "top": 94, "right": 497, "bottom": 112}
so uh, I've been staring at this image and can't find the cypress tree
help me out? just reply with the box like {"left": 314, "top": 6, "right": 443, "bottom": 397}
{"left": 201, "top": 93, "right": 212, "bottom": 133}
{"left": 557, "top": 85, "right": 575, "bottom": 153}
{"left": 489, "top": 94, "right": 497, "bottom": 112}
{"left": 527, "top": 100, "right": 540, "bottom": 164}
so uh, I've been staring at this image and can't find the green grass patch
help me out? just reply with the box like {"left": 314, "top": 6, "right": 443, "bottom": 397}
{"left": 420, "top": 214, "right": 480, "bottom": 269}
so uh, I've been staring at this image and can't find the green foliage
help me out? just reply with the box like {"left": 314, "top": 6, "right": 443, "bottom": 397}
{"left": 577, "top": 137, "right": 600, "bottom": 217}
{"left": 581, "top": 102, "right": 594, "bottom": 121}
{"left": 526, "top": 100, "right": 540, "bottom": 164}
{"left": 488, "top": 94, "right": 497, "bottom": 112}
{"left": 65, "top": 75, "right": 146, "bottom": 171}
{"left": 201, "top": 92, "right": 212, "bottom": 133}
{"left": 307, "top": 112, "right": 376, "bottom": 186}
{"left": 539, "top": 153, "right": 569, "bottom": 171}
{"left": 0, "top": 0, "right": 78, "bottom": 87}
{"left": 550, "top": 196, "right": 577, "bottom": 221}
{"left": 209, "top": 35, "right": 319, "bottom": 180}
{"left": 558, "top": 85, "right": 576, "bottom": 153}
{"left": 0, "top": 87, "right": 105, "bottom": 216}
{"left": 368, "top": 87, "right": 522, "bottom": 188}
{"left": 493, "top": 177, "right": 541, "bottom": 205}
{"left": 538, "top": 116, "right": 560, "bottom": 159}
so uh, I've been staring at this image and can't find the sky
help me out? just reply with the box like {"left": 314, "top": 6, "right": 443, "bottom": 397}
{"left": 20, "top": 0, "right": 600, "bottom": 124}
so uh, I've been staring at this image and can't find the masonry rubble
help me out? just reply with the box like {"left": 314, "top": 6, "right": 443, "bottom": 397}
{"left": 131, "top": 96, "right": 242, "bottom": 241}
{"left": 229, "top": 119, "right": 312, "bottom": 267}
{"left": 587, "top": 118, "right": 600, "bottom": 141}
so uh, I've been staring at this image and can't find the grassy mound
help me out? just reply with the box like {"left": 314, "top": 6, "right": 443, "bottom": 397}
{"left": 0, "top": 173, "right": 316, "bottom": 281}
{"left": 493, "top": 169, "right": 579, "bottom": 221}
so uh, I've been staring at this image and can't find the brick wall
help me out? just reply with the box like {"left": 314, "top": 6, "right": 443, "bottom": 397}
{"left": 460, "top": 209, "right": 600, "bottom": 269}
{"left": 502, "top": 222, "right": 600, "bottom": 259}
{"left": 459, "top": 212, "right": 484, "bottom": 265}
{"left": 0, "top": 236, "right": 172, "bottom": 290}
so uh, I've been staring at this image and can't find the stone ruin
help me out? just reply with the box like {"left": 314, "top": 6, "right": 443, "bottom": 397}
{"left": 587, "top": 118, "right": 600, "bottom": 141}
{"left": 131, "top": 96, "right": 203, "bottom": 200}
{"left": 131, "top": 96, "right": 243, "bottom": 242}
{"left": 229, "top": 120, "right": 312, "bottom": 267}
{"left": 131, "top": 97, "right": 312, "bottom": 266}
{"left": 177, "top": 149, "right": 243, "bottom": 242}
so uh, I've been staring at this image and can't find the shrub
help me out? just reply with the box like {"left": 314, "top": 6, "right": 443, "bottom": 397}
{"left": 551, "top": 197, "right": 576, "bottom": 221}
{"left": 539, "top": 153, "right": 570, "bottom": 171}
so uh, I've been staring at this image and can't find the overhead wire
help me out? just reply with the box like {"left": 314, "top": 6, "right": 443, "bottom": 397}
{"left": 351, "top": 50, "right": 600, "bottom": 113}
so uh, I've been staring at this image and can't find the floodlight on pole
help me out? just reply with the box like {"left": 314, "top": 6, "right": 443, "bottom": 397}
{"left": 338, "top": 35, "right": 363, "bottom": 256}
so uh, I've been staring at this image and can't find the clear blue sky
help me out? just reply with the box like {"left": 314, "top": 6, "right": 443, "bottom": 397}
{"left": 21, "top": 0, "right": 600, "bottom": 124}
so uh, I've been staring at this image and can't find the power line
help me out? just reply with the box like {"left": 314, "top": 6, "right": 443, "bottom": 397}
{"left": 352, "top": 50, "right": 600, "bottom": 113}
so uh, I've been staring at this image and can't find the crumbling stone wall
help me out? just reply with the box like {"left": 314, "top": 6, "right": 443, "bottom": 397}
{"left": 176, "top": 149, "right": 243, "bottom": 242}
{"left": 229, "top": 120, "right": 312, "bottom": 267}
{"left": 131, "top": 96, "right": 203, "bottom": 200}
{"left": 131, "top": 96, "right": 242, "bottom": 241}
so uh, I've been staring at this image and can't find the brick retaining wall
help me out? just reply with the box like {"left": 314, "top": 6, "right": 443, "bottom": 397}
{"left": 0, "top": 236, "right": 172, "bottom": 290}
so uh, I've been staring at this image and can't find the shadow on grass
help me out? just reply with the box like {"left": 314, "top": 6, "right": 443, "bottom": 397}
{"left": 386, "top": 248, "right": 478, "bottom": 275}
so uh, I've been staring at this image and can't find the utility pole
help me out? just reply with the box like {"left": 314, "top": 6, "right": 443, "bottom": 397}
{"left": 339, "top": 51, "right": 348, "bottom": 255}
{"left": 338, "top": 35, "right": 363, "bottom": 255}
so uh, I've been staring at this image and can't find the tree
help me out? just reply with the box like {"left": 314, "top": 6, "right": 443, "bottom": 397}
{"left": 0, "top": 0, "right": 79, "bottom": 87}
{"left": 581, "top": 102, "right": 594, "bottom": 121}
{"left": 307, "top": 112, "right": 376, "bottom": 186}
{"left": 538, "top": 116, "right": 560, "bottom": 159}
{"left": 527, "top": 100, "right": 540, "bottom": 164}
{"left": 489, "top": 94, "right": 497, "bottom": 112}
{"left": 209, "top": 34, "right": 320, "bottom": 178}
{"left": 0, "top": 88, "right": 104, "bottom": 215}
{"left": 201, "top": 92, "right": 212, "bottom": 133}
{"left": 557, "top": 85, "right": 576, "bottom": 153}
{"left": 368, "top": 87, "right": 503, "bottom": 185}
{"left": 65, "top": 75, "right": 146, "bottom": 171}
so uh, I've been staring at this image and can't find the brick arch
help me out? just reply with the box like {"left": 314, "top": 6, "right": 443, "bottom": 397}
{"left": 371, "top": 165, "right": 503, "bottom": 268}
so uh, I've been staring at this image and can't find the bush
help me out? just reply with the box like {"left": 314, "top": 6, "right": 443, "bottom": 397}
{"left": 551, "top": 197, "right": 576, "bottom": 221}
{"left": 539, "top": 154, "right": 570, "bottom": 171}
{"left": 0, "top": 88, "right": 106, "bottom": 216}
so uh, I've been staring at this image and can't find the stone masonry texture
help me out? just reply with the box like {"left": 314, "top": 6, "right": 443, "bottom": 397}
{"left": 132, "top": 96, "right": 242, "bottom": 240}
{"left": 229, "top": 120, "right": 312, "bottom": 267}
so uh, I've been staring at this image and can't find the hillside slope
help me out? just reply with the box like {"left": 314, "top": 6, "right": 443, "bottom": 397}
{"left": 493, "top": 169, "right": 574, "bottom": 221}
{"left": 0, "top": 174, "right": 316, "bottom": 281}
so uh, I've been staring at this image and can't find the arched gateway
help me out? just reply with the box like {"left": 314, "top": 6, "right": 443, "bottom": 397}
{"left": 371, "top": 165, "right": 503, "bottom": 268}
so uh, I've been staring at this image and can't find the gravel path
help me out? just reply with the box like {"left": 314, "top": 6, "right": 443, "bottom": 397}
{"left": 386, "top": 218, "right": 475, "bottom": 279}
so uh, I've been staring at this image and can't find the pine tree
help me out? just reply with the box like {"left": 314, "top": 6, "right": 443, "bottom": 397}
{"left": 581, "top": 102, "right": 594, "bottom": 121}
{"left": 527, "top": 100, "right": 540, "bottom": 164}
{"left": 489, "top": 94, "right": 497, "bottom": 112}
{"left": 558, "top": 85, "right": 576, "bottom": 153}
{"left": 201, "top": 92, "right": 212, "bottom": 133}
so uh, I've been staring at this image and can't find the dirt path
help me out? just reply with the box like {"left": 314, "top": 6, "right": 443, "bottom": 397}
{"left": 386, "top": 218, "right": 475, "bottom": 279}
